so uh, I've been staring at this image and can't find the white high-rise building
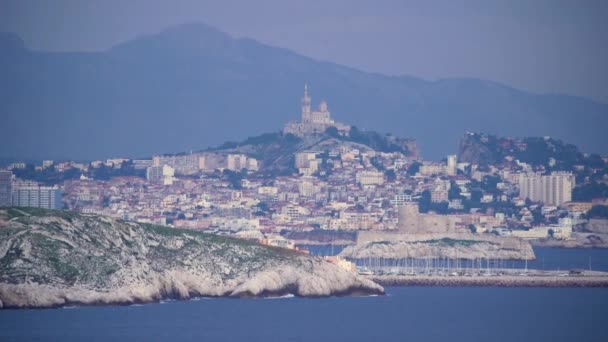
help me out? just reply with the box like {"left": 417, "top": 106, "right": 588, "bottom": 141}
{"left": 356, "top": 170, "right": 384, "bottom": 186}
{"left": 227, "top": 154, "right": 247, "bottom": 171}
{"left": 152, "top": 154, "right": 204, "bottom": 175}
{"left": 0, "top": 170, "right": 12, "bottom": 206}
{"left": 132, "top": 159, "right": 153, "bottom": 170}
{"left": 447, "top": 155, "right": 457, "bottom": 176}
{"left": 543, "top": 172, "right": 575, "bottom": 206}
{"left": 247, "top": 158, "right": 258, "bottom": 171}
{"left": 519, "top": 173, "right": 541, "bottom": 203}
{"left": 146, "top": 165, "right": 175, "bottom": 185}
{"left": 519, "top": 172, "right": 575, "bottom": 206}
{"left": 11, "top": 180, "right": 62, "bottom": 210}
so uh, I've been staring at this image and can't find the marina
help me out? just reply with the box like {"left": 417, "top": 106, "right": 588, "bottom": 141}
{"left": 354, "top": 256, "right": 608, "bottom": 287}
{"left": 304, "top": 244, "right": 608, "bottom": 287}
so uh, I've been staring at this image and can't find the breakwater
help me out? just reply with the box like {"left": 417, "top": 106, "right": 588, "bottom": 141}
{"left": 368, "top": 271, "right": 608, "bottom": 288}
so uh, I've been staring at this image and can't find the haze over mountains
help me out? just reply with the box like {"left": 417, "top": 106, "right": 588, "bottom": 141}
{"left": 1, "top": 22, "right": 607, "bottom": 161}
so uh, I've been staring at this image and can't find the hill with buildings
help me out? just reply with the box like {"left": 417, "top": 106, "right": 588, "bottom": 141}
{"left": 458, "top": 132, "right": 605, "bottom": 170}
{"left": 1, "top": 23, "right": 607, "bottom": 161}
{"left": 0, "top": 208, "right": 383, "bottom": 309}
{"left": 457, "top": 131, "right": 608, "bottom": 206}
{"left": 207, "top": 126, "right": 418, "bottom": 176}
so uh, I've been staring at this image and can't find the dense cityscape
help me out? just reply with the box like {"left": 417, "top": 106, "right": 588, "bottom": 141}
{"left": 2, "top": 85, "right": 607, "bottom": 253}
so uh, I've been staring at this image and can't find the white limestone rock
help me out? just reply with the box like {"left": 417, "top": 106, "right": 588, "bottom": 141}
{"left": 0, "top": 208, "right": 383, "bottom": 309}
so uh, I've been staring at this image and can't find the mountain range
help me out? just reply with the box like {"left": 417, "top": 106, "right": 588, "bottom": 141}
{"left": 1, "top": 22, "right": 607, "bottom": 161}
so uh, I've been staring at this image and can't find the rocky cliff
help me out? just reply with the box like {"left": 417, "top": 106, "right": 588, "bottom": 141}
{"left": 0, "top": 208, "right": 383, "bottom": 309}
{"left": 339, "top": 232, "right": 535, "bottom": 261}
{"left": 457, "top": 132, "right": 503, "bottom": 165}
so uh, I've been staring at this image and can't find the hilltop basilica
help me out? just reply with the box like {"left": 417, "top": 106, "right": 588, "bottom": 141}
{"left": 283, "top": 84, "right": 350, "bottom": 137}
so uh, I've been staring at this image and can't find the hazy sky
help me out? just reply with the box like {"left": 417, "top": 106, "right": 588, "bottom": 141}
{"left": 1, "top": 0, "right": 607, "bottom": 102}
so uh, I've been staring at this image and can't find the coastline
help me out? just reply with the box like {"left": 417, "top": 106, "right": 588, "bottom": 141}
{"left": 0, "top": 282, "right": 385, "bottom": 310}
{"left": 530, "top": 240, "right": 608, "bottom": 249}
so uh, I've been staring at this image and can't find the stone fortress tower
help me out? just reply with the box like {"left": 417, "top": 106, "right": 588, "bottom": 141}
{"left": 398, "top": 202, "right": 420, "bottom": 233}
{"left": 398, "top": 201, "right": 459, "bottom": 234}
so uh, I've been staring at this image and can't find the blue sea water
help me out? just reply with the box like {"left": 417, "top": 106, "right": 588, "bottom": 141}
{"left": 526, "top": 247, "right": 608, "bottom": 271}
{"left": 2, "top": 247, "right": 608, "bottom": 341}
{"left": 1, "top": 287, "right": 607, "bottom": 342}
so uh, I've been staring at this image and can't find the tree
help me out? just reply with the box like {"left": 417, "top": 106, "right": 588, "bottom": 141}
{"left": 418, "top": 190, "right": 431, "bottom": 213}
{"left": 573, "top": 183, "right": 608, "bottom": 201}
{"left": 381, "top": 199, "right": 391, "bottom": 209}
{"left": 468, "top": 224, "right": 477, "bottom": 234}
{"left": 471, "top": 190, "right": 483, "bottom": 203}
{"left": 223, "top": 170, "right": 243, "bottom": 189}
{"left": 531, "top": 208, "right": 544, "bottom": 225}
{"left": 586, "top": 205, "right": 608, "bottom": 219}
{"left": 407, "top": 162, "right": 421, "bottom": 176}
{"left": 13, "top": 164, "right": 96, "bottom": 185}
{"left": 481, "top": 175, "right": 501, "bottom": 196}
{"left": 384, "top": 169, "right": 396, "bottom": 182}
{"left": 448, "top": 181, "right": 461, "bottom": 200}
{"left": 430, "top": 201, "right": 449, "bottom": 214}
{"left": 257, "top": 201, "right": 270, "bottom": 213}
{"left": 548, "top": 228, "right": 555, "bottom": 238}
{"left": 370, "top": 157, "right": 385, "bottom": 171}
{"left": 325, "top": 126, "right": 339, "bottom": 137}
{"left": 254, "top": 201, "right": 273, "bottom": 216}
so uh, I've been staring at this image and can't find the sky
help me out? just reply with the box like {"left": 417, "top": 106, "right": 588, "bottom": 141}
{"left": 1, "top": 0, "right": 607, "bottom": 103}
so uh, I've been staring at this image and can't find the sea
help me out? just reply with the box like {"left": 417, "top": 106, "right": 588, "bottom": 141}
{"left": 1, "top": 247, "right": 607, "bottom": 342}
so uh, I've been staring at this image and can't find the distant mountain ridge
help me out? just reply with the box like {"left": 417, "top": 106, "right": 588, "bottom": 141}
{"left": 1, "top": 22, "right": 607, "bottom": 161}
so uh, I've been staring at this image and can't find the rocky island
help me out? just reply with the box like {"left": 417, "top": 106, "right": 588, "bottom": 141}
{"left": 339, "top": 232, "right": 535, "bottom": 261}
{"left": 0, "top": 208, "right": 383, "bottom": 309}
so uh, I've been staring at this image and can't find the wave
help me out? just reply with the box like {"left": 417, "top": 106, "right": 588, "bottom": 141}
{"left": 264, "top": 294, "right": 295, "bottom": 299}
{"left": 189, "top": 297, "right": 213, "bottom": 301}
